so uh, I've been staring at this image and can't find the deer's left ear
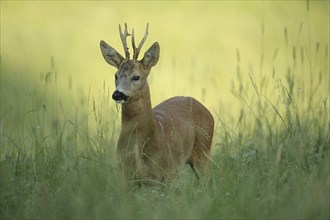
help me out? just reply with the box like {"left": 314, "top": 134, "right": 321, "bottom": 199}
{"left": 141, "top": 42, "right": 160, "bottom": 68}
{"left": 100, "top": 40, "right": 124, "bottom": 69}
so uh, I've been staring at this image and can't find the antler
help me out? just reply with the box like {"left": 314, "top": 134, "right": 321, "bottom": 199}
{"left": 132, "top": 23, "right": 149, "bottom": 60}
{"left": 119, "top": 23, "right": 131, "bottom": 59}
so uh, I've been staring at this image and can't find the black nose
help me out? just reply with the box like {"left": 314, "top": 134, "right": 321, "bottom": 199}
{"left": 112, "top": 90, "right": 129, "bottom": 102}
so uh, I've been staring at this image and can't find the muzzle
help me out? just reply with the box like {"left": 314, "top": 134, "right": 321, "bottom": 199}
{"left": 112, "top": 90, "right": 129, "bottom": 103}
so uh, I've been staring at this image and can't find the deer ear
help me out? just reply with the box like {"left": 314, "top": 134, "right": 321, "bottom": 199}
{"left": 100, "top": 40, "right": 124, "bottom": 69}
{"left": 141, "top": 42, "right": 160, "bottom": 68}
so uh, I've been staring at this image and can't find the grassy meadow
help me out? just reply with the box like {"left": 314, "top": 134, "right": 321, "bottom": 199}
{"left": 1, "top": 1, "right": 329, "bottom": 219}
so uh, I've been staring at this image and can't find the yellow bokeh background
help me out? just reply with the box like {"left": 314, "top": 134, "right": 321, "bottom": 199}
{"left": 1, "top": 1, "right": 329, "bottom": 120}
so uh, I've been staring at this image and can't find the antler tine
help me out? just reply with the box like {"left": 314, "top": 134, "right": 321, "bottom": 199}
{"left": 132, "top": 23, "right": 149, "bottom": 60}
{"left": 132, "top": 28, "right": 136, "bottom": 58}
{"left": 119, "top": 23, "right": 131, "bottom": 59}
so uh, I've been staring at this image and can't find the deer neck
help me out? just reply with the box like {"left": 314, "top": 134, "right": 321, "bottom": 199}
{"left": 121, "top": 84, "right": 155, "bottom": 137}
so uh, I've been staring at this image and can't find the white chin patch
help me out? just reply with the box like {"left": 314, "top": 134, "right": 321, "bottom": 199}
{"left": 115, "top": 100, "right": 126, "bottom": 104}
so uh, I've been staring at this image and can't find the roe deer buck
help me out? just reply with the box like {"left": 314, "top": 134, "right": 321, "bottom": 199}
{"left": 100, "top": 23, "right": 214, "bottom": 185}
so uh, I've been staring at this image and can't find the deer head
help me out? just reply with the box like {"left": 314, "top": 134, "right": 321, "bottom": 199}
{"left": 100, "top": 23, "right": 160, "bottom": 104}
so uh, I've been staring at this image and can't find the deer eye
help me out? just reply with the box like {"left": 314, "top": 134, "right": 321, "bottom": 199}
{"left": 132, "top": 76, "right": 140, "bottom": 81}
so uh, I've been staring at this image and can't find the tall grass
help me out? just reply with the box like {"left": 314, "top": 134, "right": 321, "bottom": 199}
{"left": 1, "top": 9, "right": 329, "bottom": 220}
{"left": 1, "top": 55, "right": 329, "bottom": 219}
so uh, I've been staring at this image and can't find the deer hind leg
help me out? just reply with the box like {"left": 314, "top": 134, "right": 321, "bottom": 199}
{"left": 187, "top": 129, "right": 212, "bottom": 180}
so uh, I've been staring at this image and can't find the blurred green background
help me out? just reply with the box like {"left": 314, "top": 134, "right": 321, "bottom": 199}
{"left": 1, "top": 2, "right": 329, "bottom": 219}
{"left": 1, "top": 1, "right": 329, "bottom": 131}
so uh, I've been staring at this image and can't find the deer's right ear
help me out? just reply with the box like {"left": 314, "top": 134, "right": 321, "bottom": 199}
{"left": 141, "top": 42, "right": 160, "bottom": 69}
{"left": 100, "top": 40, "right": 125, "bottom": 69}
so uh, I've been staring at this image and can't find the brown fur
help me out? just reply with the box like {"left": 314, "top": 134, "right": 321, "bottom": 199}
{"left": 100, "top": 24, "right": 214, "bottom": 185}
